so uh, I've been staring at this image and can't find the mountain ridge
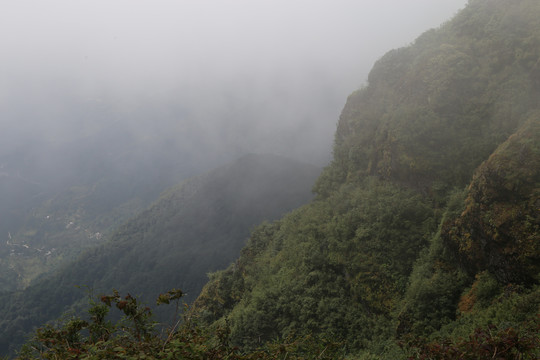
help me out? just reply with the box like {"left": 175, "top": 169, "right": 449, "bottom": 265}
{"left": 4, "top": 0, "right": 540, "bottom": 358}
{"left": 0, "top": 153, "right": 321, "bottom": 355}
{"left": 192, "top": 0, "right": 540, "bottom": 357}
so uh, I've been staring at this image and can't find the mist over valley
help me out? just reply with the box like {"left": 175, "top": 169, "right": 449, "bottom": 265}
{"left": 4, "top": 1, "right": 538, "bottom": 359}
{"left": 0, "top": 0, "right": 466, "bottom": 292}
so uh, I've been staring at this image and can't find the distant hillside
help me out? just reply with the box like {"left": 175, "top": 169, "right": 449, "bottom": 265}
{"left": 193, "top": 0, "right": 540, "bottom": 358}
{"left": 0, "top": 153, "right": 320, "bottom": 355}
{"left": 0, "top": 120, "right": 204, "bottom": 292}
{"left": 6, "top": 0, "right": 540, "bottom": 358}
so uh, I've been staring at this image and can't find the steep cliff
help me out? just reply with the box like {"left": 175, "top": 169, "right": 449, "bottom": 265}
{"left": 193, "top": 0, "right": 540, "bottom": 357}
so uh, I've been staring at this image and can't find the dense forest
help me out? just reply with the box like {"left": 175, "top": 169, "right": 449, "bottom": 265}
{"left": 0, "top": 119, "right": 207, "bottom": 293}
{"left": 5, "top": 0, "right": 540, "bottom": 358}
{"left": 193, "top": 0, "right": 540, "bottom": 357}
{"left": 0, "top": 154, "right": 320, "bottom": 355}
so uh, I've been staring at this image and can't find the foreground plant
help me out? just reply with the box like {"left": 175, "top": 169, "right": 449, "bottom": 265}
{"left": 16, "top": 289, "right": 342, "bottom": 359}
{"left": 404, "top": 321, "right": 539, "bottom": 360}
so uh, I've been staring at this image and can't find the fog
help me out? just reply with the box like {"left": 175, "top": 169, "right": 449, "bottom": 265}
{"left": 1, "top": 0, "right": 467, "bottom": 168}
{"left": 0, "top": 0, "right": 468, "bottom": 304}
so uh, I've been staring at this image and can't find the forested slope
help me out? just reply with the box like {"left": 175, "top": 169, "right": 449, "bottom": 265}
{"left": 193, "top": 0, "right": 540, "bottom": 357}
{"left": 8, "top": 0, "right": 540, "bottom": 358}
{"left": 0, "top": 154, "right": 320, "bottom": 355}
{"left": 0, "top": 120, "right": 202, "bottom": 292}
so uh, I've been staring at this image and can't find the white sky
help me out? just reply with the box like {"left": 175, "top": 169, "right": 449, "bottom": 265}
{"left": 0, "top": 0, "right": 468, "bottom": 163}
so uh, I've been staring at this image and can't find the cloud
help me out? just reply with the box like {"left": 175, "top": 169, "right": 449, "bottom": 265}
{"left": 0, "top": 0, "right": 467, "bottom": 165}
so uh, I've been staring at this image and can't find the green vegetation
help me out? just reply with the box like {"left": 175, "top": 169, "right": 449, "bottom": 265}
{"left": 16, "top": 290, "right": 342, "bottom": 359}
{"left": 194, "top": 178, "right": 435, "bottom": 352}
{"left": 0, "top": 154, "right": 320, "bottom": 355}
{"left": 0, "top": 128, "right": 198, "bottom": 293}
{"left": 5, "top": 0, "right": 540, "bottom": 358}
{"left": 0, "top": 183, "right": 150, "bottom": 292}
{"left": 192, "top": 0, "right": 540, "bottom": 358}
